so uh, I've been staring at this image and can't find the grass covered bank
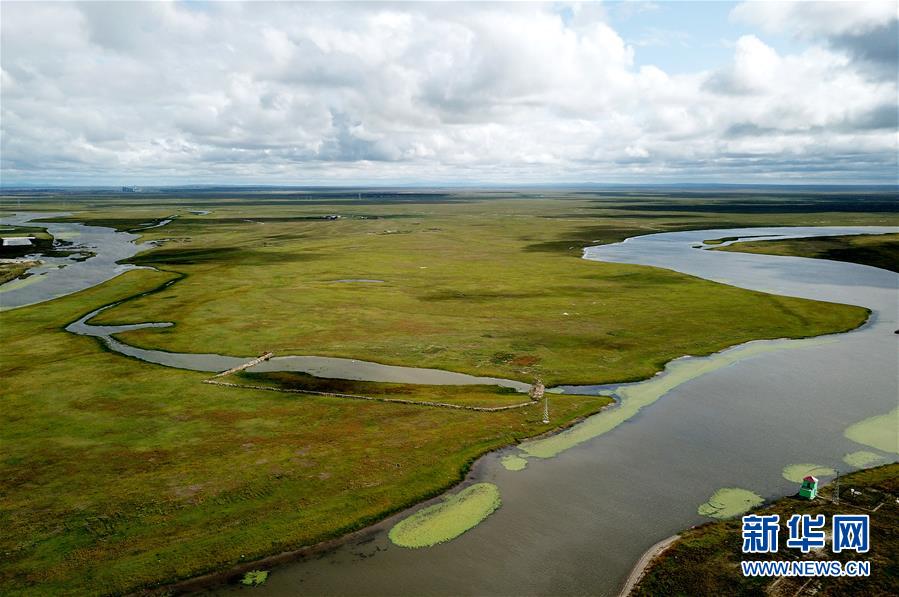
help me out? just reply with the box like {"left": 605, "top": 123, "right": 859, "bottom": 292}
{"left": 716, "top": 232, "right": 899, "bottom": 273}
{"left": 631, "top": 464, "right": 899, "bottom": 596}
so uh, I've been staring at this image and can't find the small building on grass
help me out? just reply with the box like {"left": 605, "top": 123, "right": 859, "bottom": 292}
{"left": 799, "top": 475, "right": 819, "bottom": 500}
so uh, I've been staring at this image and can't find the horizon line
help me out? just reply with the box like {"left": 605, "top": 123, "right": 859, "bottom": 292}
{"left": 2, "top": 182, "right": 898, "bottom": 191}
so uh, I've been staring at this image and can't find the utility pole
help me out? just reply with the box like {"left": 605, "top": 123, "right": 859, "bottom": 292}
{"left": 833, "top": 471, "right": 840, "bottom": 505}
{"left": 531, "top": 378, "right": 548, "bottom": 424}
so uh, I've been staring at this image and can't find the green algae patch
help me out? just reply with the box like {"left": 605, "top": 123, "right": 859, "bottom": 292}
{"left": 389, "top": 483, "right": 502, "bottom": 548}
{"left": 782, "top": 463, "right": 837, "bottom": 483}
{"left": 520, "top": 339, "right": 830, "bottom": 460}
{"left": 240, "top": 570, "right": 269, "bottom": 586}
{"left": 843, "top": 450, "right": 887, "bottom": 469}
{"left": 501, "top": 454, "right": 528, "bottom": 471}
{"left": 698, "top": 488, "right": 764, "bottom": 519}
{"left": 845, "top": 408, "right": 899, "bottom": 455}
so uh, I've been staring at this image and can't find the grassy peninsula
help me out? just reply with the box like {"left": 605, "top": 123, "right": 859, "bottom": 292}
{"left": 716, "top": 233, "right": 899, "bottom": 273}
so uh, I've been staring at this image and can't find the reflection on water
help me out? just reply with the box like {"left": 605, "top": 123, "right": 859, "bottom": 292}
{"left": 519, "top": 338, "right": 831, "bottom": 461}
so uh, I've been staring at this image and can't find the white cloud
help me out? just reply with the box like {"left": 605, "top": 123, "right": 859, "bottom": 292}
{"left": 731, "top": 0, "right": 898, "bottom": 83}
{"left": 0, "top": 1, "right": 895, "bottom": 184}
{"left": 731, "top": 0, "right": 896, "bottom": 37}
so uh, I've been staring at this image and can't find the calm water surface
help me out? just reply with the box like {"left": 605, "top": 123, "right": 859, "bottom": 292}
{"left": 209, "top": 226, "right": 897, "bottom": 597}
{"left": 0, "top": 212, "right": 147, "bottom": 310}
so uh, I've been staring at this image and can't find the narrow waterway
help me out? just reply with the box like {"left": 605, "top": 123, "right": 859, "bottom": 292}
{"left": 66, "top": 304, "right": 531, "bottom": 391}
{"left": 207, "top": 226, "right": 897, "bottom": 597}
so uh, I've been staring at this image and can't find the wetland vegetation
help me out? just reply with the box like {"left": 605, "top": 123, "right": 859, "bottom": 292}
{"left": 716, "top": 232, "right": 899, "bottom": 273}
{"left": 0, "top": 260, "right": 39, "bottom": 285}
{"left": 696, "top": 488, "right": 764, "bottom": 520}
{"left": 387, "top": 483, "right": 502, "bottom": 548}
{"left": 73, "top": 196, "right": 881, "bottom": 386}
{"left": 1, "top": 188, "right": 897, "bottom": 595}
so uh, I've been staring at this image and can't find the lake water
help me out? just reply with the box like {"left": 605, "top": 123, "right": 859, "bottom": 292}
{"left": 208, "top": 226, "right": 897, "bottom": 597}
{"left": 0, "top": 212, "right": 146, "bottom": 310}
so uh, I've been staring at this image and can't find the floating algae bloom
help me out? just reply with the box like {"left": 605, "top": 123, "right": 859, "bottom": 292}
{"left": 389, "top": 483, "right": 502, "bottom": 548}
{"left": 697, "top": 488, "right": 763, "bottom": 519}
{"left": 240, "top": 570, "right": 269, "bottom": 586}
{"left": 844, "top": 408, "right": 899, "bottom": 455}
{"left": 501, "top": 455, "right": 528, "bottom": 471}
{"left": 519, "top": 339, "right": 826, "bottom": 460}
{"left": 843, "top": 451, "right": 887, "bottom": 468}
{"left": 782, "top": 464, "right": 837, "bottom": 483}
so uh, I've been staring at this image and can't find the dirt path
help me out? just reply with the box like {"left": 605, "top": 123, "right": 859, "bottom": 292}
{"left": 618, "top": 534, "right": 681, "bottom": 597}
{"left": 211, "top": 351, "right": 273, "bottom": 377}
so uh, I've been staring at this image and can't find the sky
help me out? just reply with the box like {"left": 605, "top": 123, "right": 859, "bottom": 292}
{"left": 1, "top": 1, "right": 897, "bottom": 186}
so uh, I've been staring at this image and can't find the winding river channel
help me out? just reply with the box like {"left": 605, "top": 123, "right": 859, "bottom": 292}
{"left": 1, "top": 213, "right": 897, "bottom": 595}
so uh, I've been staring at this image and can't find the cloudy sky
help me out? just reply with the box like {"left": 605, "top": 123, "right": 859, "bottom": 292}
{"left": 1, "top": 1, "right": 896, "bottom": 186}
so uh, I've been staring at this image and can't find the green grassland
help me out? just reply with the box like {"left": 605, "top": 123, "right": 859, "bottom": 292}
{"left": 716, "top": 232, "right": 899, "bottom": 273}
{"left": 0, "top": 225, "right": 53, "bottom": 241}
{"left": 1, "top": 190, "right": 897, "bottom": 594}
{"left": 632, "top": 464, "right": 899, "bottom": 596}
{"left": 0, "top": 268, "right": 612, "bottom": 595}
{"left": 75, "top": 198, "right": 883, "bottom": 386}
